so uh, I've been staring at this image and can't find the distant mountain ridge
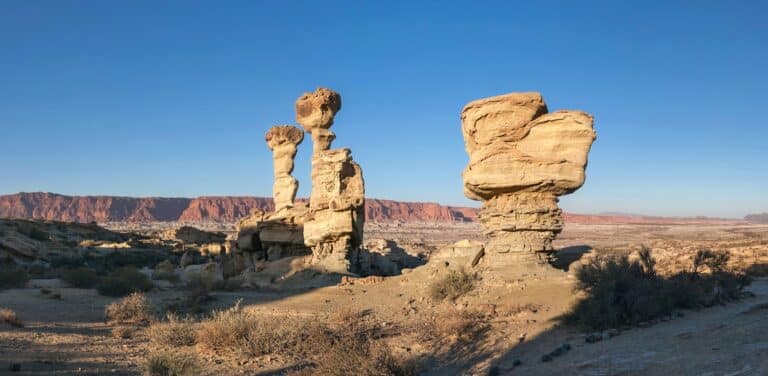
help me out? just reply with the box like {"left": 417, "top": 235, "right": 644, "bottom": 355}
{"left": 0, "top": 192, "right": 744, "bottom": 225}
{"left": 0, "top": 192, "right": 478, "bottom": 223}
{"left": 745, "top": 213, "right": 768, "bottom": 223}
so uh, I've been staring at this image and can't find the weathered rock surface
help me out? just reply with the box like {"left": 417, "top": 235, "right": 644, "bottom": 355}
{"left": 265, "top": 125, "right": 304, "bottom": 213}
{"left": 161, "top": 226, "right": 226, "bottom": 245}
{"left": 295, "top": 87, "right": 341, "bottom": 154}
{"left": 461, "top": 92, "right": 596, "bottom": 261}
{"left": 304, "top": 148, "right": 365, "bottom": 273}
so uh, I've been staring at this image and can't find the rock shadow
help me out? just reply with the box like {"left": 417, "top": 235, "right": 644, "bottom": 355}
{"left": 549, "top": 245, "right": 593, "bottom": 271}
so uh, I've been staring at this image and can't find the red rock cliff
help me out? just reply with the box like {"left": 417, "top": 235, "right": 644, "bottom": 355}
{"left": 0, "top": 192, "right": 479, "bottom": 223}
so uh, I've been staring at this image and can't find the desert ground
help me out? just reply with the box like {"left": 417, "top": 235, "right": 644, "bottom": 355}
{"left": 1, "top": 220, "right": 767, "bottom": 375}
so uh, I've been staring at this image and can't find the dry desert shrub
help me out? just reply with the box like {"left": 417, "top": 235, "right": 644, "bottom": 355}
{"left": 562, "top": 250, "right": 751, "bottom": 330}
{"left": 97, "top": 266, "right": 153, "bottom": 297}
{"left": 0, "top": 308, "right": 23, "bottom": 327}
{"left": 0, "top": 266, "right": 28, "bottom": 290}
{"left": 196, "top": 303, "right": 416, "bottom": 375}
{"left": 289, "top": 311, "right": 417, "bottom": 376}
{"left": 415, "top": 309, "right": 489, "bottom": 351}
{"left": 61, "top": 266, "right": 100, "bottom": 288}
{"left": 105, "top": 292, "right": 152, "bottom": 324}
{"left": 148, "top": 314, "right": 197, "bottom": 347}
{"left": 112, "top": 325, "right": 135, "bottom": 339}
{"left": 143, "top": 348, "right": 199, "bottom": 376}
{"left": 429, "top": 269, "right": 478, "bottom": 301}
{"left": 196, "top": 301, "right": 306, "bottom": 356}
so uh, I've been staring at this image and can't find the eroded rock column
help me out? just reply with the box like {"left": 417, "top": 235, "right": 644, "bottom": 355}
{"left": 296, "top": 88, "right": 365, "bottom": 274}
{"left": 265, "top": 125, "right": 304, "bottom": 213}
{"left": 461, "top": 92, "right": 596, "bottom": 265}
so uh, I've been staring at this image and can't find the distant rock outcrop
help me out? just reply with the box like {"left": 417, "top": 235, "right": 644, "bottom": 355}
{"left": 745, "top": 213, "right": 768, "bottom": 223}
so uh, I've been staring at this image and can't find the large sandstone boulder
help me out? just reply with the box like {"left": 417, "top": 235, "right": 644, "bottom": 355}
{"left": 461, "top": 92, "right": 596, "bottom": 263}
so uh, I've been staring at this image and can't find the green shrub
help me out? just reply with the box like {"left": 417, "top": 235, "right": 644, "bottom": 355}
{"left": 0, "top": 266, "right": 28, "bottom": 289}
{"left": 143, "top": 349, "right": 199, "bottom": 376}
{"left": 429, "top": 269, "right": 477, "bottom": 301}
{"left": 97, "top": 266, "right": 153, "bottom": 297}
{"left": 61, "top": 267, "right": 100, "bottom": 288}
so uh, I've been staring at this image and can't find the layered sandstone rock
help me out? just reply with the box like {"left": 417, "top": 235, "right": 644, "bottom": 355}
{"left": 461, "top": 92, "right": 596, "bottom": 263}
{"left": 234, "top": 125, "right": 311, "bottom": 271}
{"left": 303, "top": 148, "right": 365, "bottom": 273}
{"left": 296, "top": 88, "right": 366, "bottom": 273}
{"left": 265, "top": 125, "right": 304, "bottom": 213}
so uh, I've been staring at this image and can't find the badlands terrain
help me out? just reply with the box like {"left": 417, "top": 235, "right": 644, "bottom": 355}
{"left": 1, "top": 217, "right": 767, "bottom": 375}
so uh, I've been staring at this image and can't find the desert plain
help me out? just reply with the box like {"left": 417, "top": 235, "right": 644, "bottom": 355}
{"left": 1, "top": 217, "right": 767, "bottom": 375}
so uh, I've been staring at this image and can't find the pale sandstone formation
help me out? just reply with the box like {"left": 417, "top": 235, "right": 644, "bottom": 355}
{"left": 303, "top": 148, "right": 365, "bottom": 273}
{"left": 265, "top": 125, "right": 305, "bottom": 213}
{"left": 295, "top": 88, "right": 366, "bottom": 273}
{"left": 295, "top": 87, "right": 341, "bottom": 154}
{"left": 461, "top": 92, "right": 596, "bottom": 264}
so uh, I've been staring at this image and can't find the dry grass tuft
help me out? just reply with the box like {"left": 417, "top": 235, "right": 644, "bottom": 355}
{"left": 428, "top": 269, "right": 478, "bottom": 301}
{"left": 195, "top": 303, "right": 416, "bottom": 375}
{"left": 0, "top": 308, "right": 23, "bottom": 327}
{"left": 196, "top": 300, "right": 306, "bottom": 356}
{"left": 112, "top": 325, "right": 135, "bottom": 339}
{"left": 105, "top": 293, "right": 152, "bottom": 324}
{"left": 148, "top": 314, "right": 197, "bottom": 347}
{"left": 143, "top": 348, "right": 199, "bottom": 376}
{"left": 415, "top": 309, "right": 489, "bottom": 351}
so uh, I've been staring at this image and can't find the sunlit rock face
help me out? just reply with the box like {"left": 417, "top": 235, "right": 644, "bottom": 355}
{"left": 461, "top": 92, "right": 596, "bottom": 261}
{"left": 296, "top": 88, "right": 366, "bottom": 274}
{"left": 265, "top": 125, "right": 304, "bottom": 213}
{"left": 295, "top": 87, "right": 341, "bottom": 155}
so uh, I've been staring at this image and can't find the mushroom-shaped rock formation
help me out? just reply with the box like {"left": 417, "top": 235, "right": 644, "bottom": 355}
{"left": 295, "top": 87, "right": 342, "bottom": 154}
{"left": 265, "top": 125, "right": 304, "bottom": 213}
{"left": 461, "top": 92, "right": 596, "bottom": 265}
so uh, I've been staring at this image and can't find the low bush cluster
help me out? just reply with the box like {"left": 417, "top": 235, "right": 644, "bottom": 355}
{"left": 0, "top": 266, "right": 28, "bottom": 289}
{"left": 562, "top": 249, "right": 751, "bottom": 330}
{"left": 428, "top": 269, "right": 478, "bottom": 301}
{"left": 193, "top": 302, "right": 416, "bottom": 375}
{"left": 148, "top": 314, "right": 197, "bottom": 347}
{"left": 1, "top": 308, "right": 23, "bottom": 327}
{"left": 61, "top": 267, "right": 100, "bottom": 288}
{"left": 97, "top": 266, "right": 153, "bottom": 297}
{"left": 143, "top": 349, "right": 200, "bottom": 376}
{"left": 105, "top": 292, "right": 152, "bottom": 324}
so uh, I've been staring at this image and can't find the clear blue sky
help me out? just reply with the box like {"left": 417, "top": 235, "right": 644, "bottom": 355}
{"left": 1, "top": 1, "right": 766, "bottom": 218}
